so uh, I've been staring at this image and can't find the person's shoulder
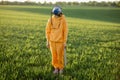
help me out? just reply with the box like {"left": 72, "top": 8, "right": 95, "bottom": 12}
{"left": 52, "top": 15, "right": 55, "bottom": 18}
{"left": 48, "top": 15, "right": 54, "bottom": 21}
{"left": 61, "top": 15, "right": 66, "bottom": 19}
{"left": 62, "top": 15, "right": 65, "bottom": 18}
{"left": 61, "top": 15, "right": 67, "bottom": 21}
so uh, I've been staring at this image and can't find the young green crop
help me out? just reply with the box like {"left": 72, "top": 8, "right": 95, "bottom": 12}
{"left": 0, "top": 5, "right": 120, "bottom": 80}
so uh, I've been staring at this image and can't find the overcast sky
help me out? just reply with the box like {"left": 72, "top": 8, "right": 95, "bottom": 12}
{"left": 1, "top": 0, "right": 119, "bottom": 3}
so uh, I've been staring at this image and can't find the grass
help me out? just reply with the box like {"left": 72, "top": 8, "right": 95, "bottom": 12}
{"left": 0, "top": 5, "right": 120, "bottom": 80}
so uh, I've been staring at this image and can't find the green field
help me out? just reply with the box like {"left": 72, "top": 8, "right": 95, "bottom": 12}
{"left": 0, "top": 5, "right": 120, "bottom": 80}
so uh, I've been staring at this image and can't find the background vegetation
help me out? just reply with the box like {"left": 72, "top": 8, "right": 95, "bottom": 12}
{"left": 0, "top": 3, "right": 120, "bottom": 80}
{"left": 0, "top": 0, "right": 120, "bottom": 7}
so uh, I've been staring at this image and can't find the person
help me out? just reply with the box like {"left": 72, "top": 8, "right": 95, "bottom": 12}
{"left": 45, "top": 6, "right": 68, "bottom": 74}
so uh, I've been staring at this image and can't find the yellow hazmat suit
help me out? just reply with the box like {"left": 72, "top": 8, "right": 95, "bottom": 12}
{"left": 46, "top": 15, "right": 68, "bottom": 69}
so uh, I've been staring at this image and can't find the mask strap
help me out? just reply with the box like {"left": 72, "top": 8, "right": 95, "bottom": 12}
{"left": 51, "top": 12, "right": 53, "bottom": 26}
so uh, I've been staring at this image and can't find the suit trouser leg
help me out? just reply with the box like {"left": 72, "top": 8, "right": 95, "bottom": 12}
{"left": 50, "top": 42, "right": 64, "bottom": 69}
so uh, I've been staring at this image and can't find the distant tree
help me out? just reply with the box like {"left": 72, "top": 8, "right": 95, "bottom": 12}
{"left": 101, "top": 1, "right": 109, "bottom": 6}
{"left": 111, "top": 2, "right": 117, "bottom": 7}
{"left": 107, "top": 2, "right": 112, "bottom": 7}
{"left": 0, "top": 0, "right": 119, "bottom": 7}
{"left": 48, "top": 2, "right": 52, "bottom": 5}
{"left": 55, "top": 2, "right": 67, "bottom": 6}
{"left": 116, "top": 1, "right": 120, "bottom": 7}
{"left": 26, "top": 0, "right": 31, "bottom": 2}
{"left": 92, "top": 1, "right": 97, "bottom": 6}
{"left": 43, "top": 1, "right": 47, "bottom": 5}
{"left": 1, "top": 0, "right": 3, "bottom": 2}
{"left": 1, "top": 0, "right": 5, "bottom": 5}
{"left": 67, "top": 2, "right": 73, "bottom": 6}
{"left": 80, "top": 2, "right": 87, "bottom": 6}
{"left": 72, "top": 2, "right": 79, "bottom": 5}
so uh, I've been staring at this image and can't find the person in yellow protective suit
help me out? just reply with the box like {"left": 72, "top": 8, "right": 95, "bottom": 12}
{"left": 46, "top": 6, "right": 68, "bottom": 74}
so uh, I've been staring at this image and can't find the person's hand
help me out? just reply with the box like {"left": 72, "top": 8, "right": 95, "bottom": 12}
{"left": 46, "top": 41, "right": 50, "bottom": 49}
{"left": 64, "top": 43, "right": 67, "bottom": 49}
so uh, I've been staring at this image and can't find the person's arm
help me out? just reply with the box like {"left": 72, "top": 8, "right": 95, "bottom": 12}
{"left": 46, "top": 19, "right": 52, "bottom": 48}
{"left": 63, "top": 17, "right": 68, "bottom": 48}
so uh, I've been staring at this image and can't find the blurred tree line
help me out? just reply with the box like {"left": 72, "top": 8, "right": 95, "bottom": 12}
{"left": 0, "top": 0, "right": 120, "bottom": 7}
